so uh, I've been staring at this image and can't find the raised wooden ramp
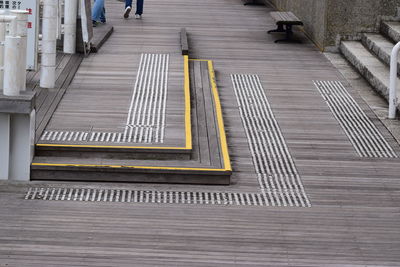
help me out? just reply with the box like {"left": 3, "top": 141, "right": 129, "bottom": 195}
{"left": 31, "top": 60, "right": 231, "bottom": 184}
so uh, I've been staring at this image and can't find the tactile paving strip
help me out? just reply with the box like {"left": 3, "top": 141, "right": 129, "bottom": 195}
{"left": 314, "top": 80, "right": 397, "bottom": 158}
{"left": 25, "top": 188, "right": 269, "bottom": 206}
{"left": 40, "top": 53, "right": 169, "bottom": 144}
{"left": 123, "top": 53, "right": 169, "bottom": 143}
{"left": 231, "top": 74, "right": 310, "bottom": 207}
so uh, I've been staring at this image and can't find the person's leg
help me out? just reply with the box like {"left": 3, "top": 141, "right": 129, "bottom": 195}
{"left": 100, "top": 7, "right": 106, "bottom": 23}
{"left": 92, "top": 0, "right": 105, "bottom": 21}
{"left": 125, "top": 0, "right": 132, "bottom": 8}
{"left": 135, "top": 0, "right": 143, "bottom": 15}
{"left": 124, "top": 0, "right": 132, "bottom": 18}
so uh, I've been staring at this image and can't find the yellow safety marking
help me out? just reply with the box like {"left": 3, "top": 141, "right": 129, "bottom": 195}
{"left": 31, "top": 162, "right": 226, "bottom": 172}
{"left": 36, "top": 143, "right": 190, "bottom": 150}
{"left": 38, "top": 55, "right": 193, "bottom": 151}
{"left": 35, "top": 58, "right": 231, "bottom": 173}
{"left": 183, "top": 55, "right": 192, "bottom": 150}
{"left": 207, "top": 60, "right": 232, "bottom": 171}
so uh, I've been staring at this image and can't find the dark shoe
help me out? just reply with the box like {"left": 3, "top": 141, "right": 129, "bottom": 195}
{"left": 124, "top": 6, "right": 131, "bottom": 19}
{"left": 92, "top": 20, "right": 98, "bottom": 27}
{"left": 101, "top": 18, "right": 106, "bottom": 23}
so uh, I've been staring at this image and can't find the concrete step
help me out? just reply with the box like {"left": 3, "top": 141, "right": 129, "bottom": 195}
{"left": 30, "top": 60, "right": 232, "bottom": 185}
{"left": 380, "top": 21, "right": 400, "bottom": 43}
{"left": 361, "top": 33, "right": 400, "bottom": 75}
{"left": 340, "top": 41, "right": 400, "bottom": 110}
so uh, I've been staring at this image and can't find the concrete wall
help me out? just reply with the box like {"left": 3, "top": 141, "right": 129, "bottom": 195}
{"left": 326, "top": 0, "right": 400, "bottom": 48}
{"left": 267, "top": 0, "right": 400, "bottom": 50}
{"left": 267, "top": 0, "right": 328, "bottom": 49}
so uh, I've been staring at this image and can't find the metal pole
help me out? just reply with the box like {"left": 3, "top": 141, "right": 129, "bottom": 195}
{"left": 388, "top": 42, "right": 400, "bottom": 119}
{"left": 10, "top": 10, "right": 29, "bottom": 91}
{"left": 63, "top": 0, "right": 78, "bottom": 53}
{"left": 40, "top": 0, "right": 58, "bottom": 89}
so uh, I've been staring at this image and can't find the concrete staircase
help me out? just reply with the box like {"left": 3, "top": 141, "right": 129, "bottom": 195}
{"left": 340, "top": 21, "right": 400, "bottom": 110}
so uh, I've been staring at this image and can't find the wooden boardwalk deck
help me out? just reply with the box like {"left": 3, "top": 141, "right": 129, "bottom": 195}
{"left": 1, "top": 0, "right": 400, "bottom": 266}
{"left": 38, "top": 17, "right": 186, "bottom": 148}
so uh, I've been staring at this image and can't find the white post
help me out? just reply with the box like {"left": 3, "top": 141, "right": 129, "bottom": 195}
{"left": 0, "top": 22, "right": 5, "bottom": 90}
{"left": 40, "top": 0, "right": 58, "bottom": 89}
{"left": 0, "top": 14, "right": 20, "bottom": 96}
{"left": 388, "top": 42, "right": 400, "bottom": 119}
{"left": 3, "top": 36, "right": 22, "bottom": 96}
{"left": 10, "top": 10, "right": 29, "bottom": 91}
{"left": 63, "top": 0, "right": 78, "bottom": 54}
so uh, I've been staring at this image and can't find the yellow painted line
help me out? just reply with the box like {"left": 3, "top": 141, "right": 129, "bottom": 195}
{"left": 36, "top": 143, "right": 190, "bottom": 150}
{"left": 207, "top": 60, "right": 232, "bottom": 172}
{"left": 32, "top": 162, "right": 226, "bottom": 172}
{"left": 38, "top": 55, "right": 193, "bottom": 151}
{"left": 34, "top": 58, "right": 231, "bottom": 173}
{"left": 183, "top": 55, "right": 192, "bottom": 150}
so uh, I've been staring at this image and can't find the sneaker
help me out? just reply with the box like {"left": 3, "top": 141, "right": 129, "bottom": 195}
{"left": 135, "top": 14, "right": 142, "bottom": 19}
{"left": 124, "top": 6, "right": 131, "bottom": 19}
{"left": 92, "top": 20, "right": 98, "bottom": 27}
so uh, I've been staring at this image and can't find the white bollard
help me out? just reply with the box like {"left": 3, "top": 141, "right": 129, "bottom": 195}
{"left": 63, "top": 0, "right": 78, "bottom": 54}
{"left": 3, "top": 36, "right": 22, "bottom": 96}
{"left": 388, "top": 42, "right": 400, "bottom": 119}
{"left": 0, "top": 22, "right": 5, "bottom": 90}
{"left": 40, "top": 0, "right": 58, "bottom": 89}
{"left": 10, "top": 10, "right": 29, "bottom": 91}
{"left": 0, "top": 15, "right": 17, "bottom": 91}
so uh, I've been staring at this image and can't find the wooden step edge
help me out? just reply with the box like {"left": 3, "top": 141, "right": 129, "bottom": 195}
{"left": 31, "top": 162, "right": 232, "bottom": 176}
{"left": 35, "top": 143, "right": 192, "bottom": 154}
{"left": 35, "top": 55, "right": 193, "bottom": 154}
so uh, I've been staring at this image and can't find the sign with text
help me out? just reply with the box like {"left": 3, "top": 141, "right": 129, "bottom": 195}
{"left": 0, "top": 0, "right": 39, "bottom": 70}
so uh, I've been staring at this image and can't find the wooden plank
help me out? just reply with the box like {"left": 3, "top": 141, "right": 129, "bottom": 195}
{"left": 193, "top": 60, "right": 211, "bottom": 165}
{"left": 2, "top": 0, "right": 399, "bottom": 265}
{"left": 180, "top": 28, "right": 189, "bottom": 55}
{"left": 201, "top": 61, "right": 222, "bottom": 168}
{"left": 90, "top": 24, "right": 114, "bottom": 53}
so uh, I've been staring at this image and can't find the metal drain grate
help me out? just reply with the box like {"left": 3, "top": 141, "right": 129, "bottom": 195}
{"left": 123, "top": 53, "right": 169, "bottom": 144}
{"left": 314, "top": 80, "right": 397, "bottom": 158}
{"left": 231, "top": 74, "right": 310, "bottom": 207}
{"left": 25, "top": 187, "right": 271, "bottom": 206}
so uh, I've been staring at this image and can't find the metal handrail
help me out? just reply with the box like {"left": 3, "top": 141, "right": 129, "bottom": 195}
{"left": 388, "top": 41, "right": 400, "bottom": 119}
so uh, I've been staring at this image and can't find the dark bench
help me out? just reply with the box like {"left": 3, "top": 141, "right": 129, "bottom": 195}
{"left": 267, "top": 11, "right": 303, "bottom": 43}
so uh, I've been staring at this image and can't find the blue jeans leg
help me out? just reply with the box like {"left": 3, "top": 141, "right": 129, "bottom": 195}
{"left": 100, "top": 7, "right": 106, "bottom": 22}
{"left": 92, "top": 0, "right": 105, "bottom": 21}
{"left": 125, "top": 0, "right": 132, "bottom": 8}
{"left": 135, "top": 0, "right": 143, "bottom": 15}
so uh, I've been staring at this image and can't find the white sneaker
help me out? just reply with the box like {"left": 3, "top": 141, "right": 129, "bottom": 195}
{"left": 135, "top": 14, "right": 142, "bottom": 19}
{"left": 124, "top": 7, "right": 131, "bottom": 19}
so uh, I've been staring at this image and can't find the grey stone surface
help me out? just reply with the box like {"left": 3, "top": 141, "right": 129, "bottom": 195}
{"left": 267, "top": 0, "right": 400, "bottom": 49}
{"left": 381, "top": 21, "right": 400, "bottom": 43}
{"left": 362, "top": 33, "right": 400, "bottom": 75}
{"left": 340, "top": 41, "right": 400, "bottom": 108}
{"left": 266, "top": 0, "right": 327, "bottom": 49}
{"left": 326, "top": 0, "right": 400, "bottom": 47}
{"left": 0, "top": 91, "right": 36, "bottom": 114}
